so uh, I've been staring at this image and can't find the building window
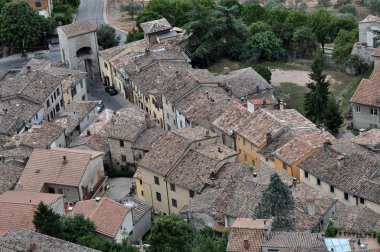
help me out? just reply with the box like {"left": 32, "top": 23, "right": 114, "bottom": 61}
{"left": 141, "top": 191, "right": 144, "bottom": 196}
{"left": 360, "top": 197, "right": 365, "bottom": 204}
{"left": 48, "top": 187, "right": 55, "bottom": 193}
{"left": 55, "top": 104, "right": 60, "bottom": 113}
{"left": 244, "top": 154, "right": 247, "bottom": 162}
{"left": 189, "top": 190, "right": 194, "bottom": 198}
{"left": 80, "top": 81, "right": 84, "bottom": 89}
{"left": 60, "top": 99, "right": 63, "bottom": 107}
{"left": 56, "top": 87, "right": 60, "bottom": 96}
{"left": 154, "top": 176, "right": 160, "bottom": 185}
{"left": 156, "top": 192, "right": 161, "bottom": 201}
{"left": 356, "top": 106, "right": 360, "bottom": 112}
{"left": 167, "top": 113, "right": 169, "bottom": 119}
{"left": 119, "top": 140, "right": 124, "bottom": 147}
{"left": 104, "top": 62, "right": 108, "bottom": 69}
{"left": 371, "top": 108, "right": 378, "bottom": 116}
{"left": 121, "top": 155, "right": 126, "bottom": 162}
{"left": 172, "top": 198, "right": 177, "bottom": 208}
{"left": 304, "top": 171, "right": 309, "bottom": 178}
{"left": 282, "top": 162, "right": 287, "bottom": 170}
{"left": 54, "top": 92, "right": 56, "bottom": 100}
{"left": 330, "top": 185, "right": 335, "bottom": 193}
{"left": 344, "top": 192, "right": 349, "bottom": 201}
{"left": 167, "top": 124, "right": 171, "bottom": 130}
{"left": 35, "top": 0, "right": 41, "bottom": 7}
{"left": 46, "top": 99, "right": 50, "bottom": 108}
{"left": 317, "top": 178, "right": 321, "bottom": 186}
{"left": 239, "top": 149, "right": 242, "bottom": 154}
{"left": 139, "top": 179, "right": 142, "bottom": 185}
{"left": 170, "top": 183, "right": 176, "bottom": 192}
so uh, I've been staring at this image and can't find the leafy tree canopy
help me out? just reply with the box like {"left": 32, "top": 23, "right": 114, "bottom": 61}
{"left": 60, "top": 214, "right": 96, "bottom": 243}
{"left": 292, "top": 26, "right": 317, "bottom": 58}
{"left": 241, "top": 4, "right": 265, "bottom": 25}
{"left": 33, "top": 202, "right": 62, "bottom": 237}
{"left": 97, "top": 24, "right": 120, "bottom": 49}
{"left": 308, "top": 9, "right": 334, "bottom": 52}
{"left": 254, "top": 64, "right": 272, "bottom": 83}
{"left": 249, "top": 21, "right": 272, "bottom": 34}
{"left": 332, "top": 28, "right": 358, "bottom": 63}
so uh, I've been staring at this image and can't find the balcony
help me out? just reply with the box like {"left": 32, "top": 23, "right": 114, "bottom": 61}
{"left": 84, "top": 176, "right": 108, "bottom": 200}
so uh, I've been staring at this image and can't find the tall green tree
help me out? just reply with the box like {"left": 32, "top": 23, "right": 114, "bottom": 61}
{"left": 304, "top": 49, "right": 330, "bottom": 123}
{"left": 308, "top": 9, "right": 334, "bottom": 53}
{"left": 254, "top": 173, "right": 295, "bottom": 230}
{"left": 241, "top": 4, "right": 265, "bottom": 25}
{"left": 97, "top": 24, "right": 120, "bottom": 49}
{"left": 292, "top": 26, "right": 317, "bottom": 58}
{"left": 0, "top": 2, "right": 51, "bottom": 55}
{"left": 149, "top": 215, "right": 193, "bottom": 252}
{"left": 60, "top": 214, "right": 96, "bottom": 243}
{"left": 33, "top": 202, "right": 62, "bottom": 237}
{"left": 324, "top": 95, "right": 343, "bottom": 133}
{"left": 332, "top": 29, "right": 358, "bottom": 63}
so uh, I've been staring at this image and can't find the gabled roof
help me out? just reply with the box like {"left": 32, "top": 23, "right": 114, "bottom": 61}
{"left": 17, "top": 148, "right": 103, "bottom": 192}
{"left": 0, "top": 229, "right": 99, "bottom": 252}
{"left": 73, "top": 197, "right": 130, "bottom": 238}
{"left": 360, "top": 14, "right": 380, "bottom": 23}
{"left": 140, "top": 18, "right": 172, "bottom": 34}
{"left": 19, "top": 122, "right": 65, "bottom": 149}
{"left": 131, "top": 127, "right": 165, "bottom": 151}
{"left": 123, "top": 197, "right": 152, "bottom": 225}
{"left": 0, "top": 191, "right": 63, "bottom": 206}
{"left": 58, "top": 20, "right": 97, "bottom": 38}
{"left": 351, "top": 63, "right": 380, "bottom": 107}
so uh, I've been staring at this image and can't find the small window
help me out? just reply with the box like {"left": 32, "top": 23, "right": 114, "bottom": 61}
{"left": 167, "top": 113, "right": 169, "bottom": 119}
{"left": 330, "top": 185, "right": 335, "bottom": 193}
{"left": 304, "top": 171, "right": 309, "bottom": 178}
{"left": 80, "top": 81, "right": 84, "bottom": 89}
{"left": 198, "top": 142, "right": 201, "bottom": 147}
{"left": 156, "top": 192, "right": 161, "bottom": 201}
{"left": 48, "top": 187, "right": 55, "bottom": 193}
{"left": 104, "top": 62, "right": 108, "bottom": 69}
{"left": 60, "top": 99, "right": 64, "bottom": 107}
{"left": 154, "top": 176, "right": 160, "bottom": 185}
{"left": 170, "top": 183, "right": 176, "bottom": 192}
{"left": 121, "top": 155, "right": 126, "bottom": 162}
{"left": 139, "top": 179, "right": 142, "bottom": 185}
{"left": 35, "top": 0, "right": 41, "bottom": 7}
{"left": 344, "top": 192, "right": 349, "bottom": 201}
{"left": 54, "top": 92, "right": 56, "bottom": 100}
{"left": 356, "top": 106, "right": 360, "bottom": 112}
{"left": 119, "top": 140, "right": 124, "bottom": 147}
{"left": 46, "top": 99, "right": 50, "bottom": 107}
{"left": 56, "top": 87, "right": 60, "bottom": 96}
{"left": 141, "top": 191, "right": 144, "bottom": 196}
{"left": 317, "top": 178, "right": 321, "bottom": 186}
{"left": 371, "top": 108, "right": 378, "bottom": 116}
{"left": 244, "top": 154, "right": 247, "bottom": 162}
{"left": 172, "top": 198, "right": 177, "bottom": 208}
{"left": 239, "top": 149, "right": 242, "bottom": 154}
{"left": 360, "top": 197, "right": 365, "bottom": 204}
{"left": 282, "top": 162, "right": 287, "bottom": 170}
{"left": 189, "top": 190, "right": 194, "bottom": 198}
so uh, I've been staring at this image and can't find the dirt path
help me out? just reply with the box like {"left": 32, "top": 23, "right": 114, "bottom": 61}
{"left": 271, "top": 69, "right": 311, "bottom": 86}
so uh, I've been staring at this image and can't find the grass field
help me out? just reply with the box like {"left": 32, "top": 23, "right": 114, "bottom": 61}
{"left": 274, "top": 82, "right": 308, "bottom": 115}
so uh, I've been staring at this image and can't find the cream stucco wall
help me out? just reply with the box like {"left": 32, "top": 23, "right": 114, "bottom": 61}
{"left": 236, "top": 135, "right": 259, "bottom": 168}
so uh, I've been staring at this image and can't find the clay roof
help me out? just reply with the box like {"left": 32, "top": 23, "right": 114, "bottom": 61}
{"left": 232, "top": 218, "right": 273, "bottom": 229}
{"left": 262, "top": 231, "right": 325, "bottom": 248}
{"left": 227, "top": 228, "right": 263, "bottom": 252}
{"left": 104, "top": 106, "right": 147, "bottom": 142}
{"left": 132, "top": 127, "right": 165, "bottom": 151}
{"left": 73, "top": 197, "right": 130, "bottom": 238}
{"left": 215, "top": 67, "right": 273, "bottom": 99}
{"left": 373, "top": 48, "right": 380, "bottom": 57}
{"left": 19, "top": 122, "right": 65, "bottom": 149}
{"left": 140, "top": 18, "right": 172, "bottom": 34}
{"left": 0, "top": 229, "right": 99, "bottom": 252}
{"left": 0, "top": 191, "right": 63, "bottom": 206}
{"left": 53, "top": 101, "right": 98, "bottom": 132}
{"left": 171, "top": 126, "right": 218, "bottom": 141}
{"left": 175, "top": 85, "right": 243, "bottom": 129}
{"left": 332, "top": 202, "right": 380, "bottom": 233}
{"left": 298, "top": 139, "right": 380, "bottom": 204}
{"left": 17, "top": 148, "right": 103, "bottom": 192}
{"left": 123, "top": 197, "right": 152, "bottom": 225}
{"left": 212, "top": 106, "right": 248, "bottom": 136}
{"left": 360, "top": 14, "right": 380, "bottom": 23}
{"left": 0, "top": 161, "right": 26, "bottom": 194}
{"left": 351, "top": 63, "right": 380, "bottom": 107}
{"left": 186, "top": 164, "right": 336, "bottom": 232}
{"left": 58, "top": 20, "right": 97, "bottom": 38}
{"left": 98, "top": 39, "right": 149, "bottom": 61}
{"left": 351, "top": 128, "right": 380, "bottom": 150}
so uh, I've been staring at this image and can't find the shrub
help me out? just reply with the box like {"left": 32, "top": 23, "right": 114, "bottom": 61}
{"left": 106, "top": 165, "right": 135, "bottom": 178}
{"left": 254, "top": 64, "right": 272, "bottom": 83}
{"left": 346, "top": 55, "right": 368, "bottom": 75}
{"left": 318, "top": 0, "right": 331, "bottom": 7}
{"left": 326, "top": 221, "right": 338, "bottom": 237}
{"left": 338, "top": 3, "right": 357, "bottom": 15}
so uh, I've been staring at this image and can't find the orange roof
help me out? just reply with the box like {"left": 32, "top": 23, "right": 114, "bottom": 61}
{"left": 0, "top": 191, "right": 63, "bottom": 206}
{"left": 351, "top": 64, "right": 380, "bottom": 107}
{"left": 73, "top": 197, "right": 130, "bottom": 238}
{"left": 17, "top": 148, "right": 103, "bottom": 192}
{"left": 232, "top": 218, "right": 273, "bottom": 229}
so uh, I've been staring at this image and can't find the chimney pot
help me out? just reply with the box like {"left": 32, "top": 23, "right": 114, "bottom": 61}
{"left": 279, "top": 99, "right": 284, "bottom": 111}
{"left": 337, "top": 155, "right": 344, "bottom": 168}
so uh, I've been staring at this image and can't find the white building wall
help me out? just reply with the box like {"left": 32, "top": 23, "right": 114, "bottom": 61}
{"left": 115, "top": 211, "right": 134, "bottom": 243}
{"left": 50, "top": 132, "right": 66, "bottom": 148}
{"left": 129, "top": 209, "right": 152, "bottom": 243}
{"left": 73, "top": 79, "right": 87, "bottom": 102}
{"left": 79, "top": 156, "right": 105, "bottom": 200}
{"left": 31, "top": 107, "right": 45, "bottom": 125}
{"left": 79, "top": 107, "right": 97, "bottom": 132}
{"left": 176, "top": 110, "right": 187, "bottom": 129}
{"left": 50, "top": 197, "right": 65, "bottom": 215}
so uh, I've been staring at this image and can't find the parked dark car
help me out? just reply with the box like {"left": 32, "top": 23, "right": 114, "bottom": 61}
{"left": 105, "top": 86, "right": 118, "bottom": 96}
{"left": 96, "top": 101, "right": 105, "bottom": 113}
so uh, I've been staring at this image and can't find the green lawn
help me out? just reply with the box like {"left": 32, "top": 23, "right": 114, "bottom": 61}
{"left": 208, "top": 58, "right": 244, "bottom": 74}
{"left": 274, "top": 82, "right": 308, "bottom": 115}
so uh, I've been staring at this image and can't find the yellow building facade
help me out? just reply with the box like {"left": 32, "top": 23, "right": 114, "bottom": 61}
{"left": 235, "top": 134, "right": 262, "bottom": 168}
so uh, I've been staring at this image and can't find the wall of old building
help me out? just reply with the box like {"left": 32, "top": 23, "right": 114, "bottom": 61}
{"left": 352, "top": 103, "right": 380, "bottom": 129}
{"left": 115, "top": 211, "right": 133, "bottom": 243}
{"left": 129, "top": 207, "right": 151, "bottom": 243}
{"left": 79, "top": 107, "right": 98, "bottom": 133}
{"left": 50, "top": 131, "right": 66, "bottom": 148}
{"left": 140, "top": 169, "right": 169, "bottom": 213}
{"left": 73, "top": 79, "right": 87, "bottom": 102}
{"left": 79, "top": 156, "right": 105, "bottom": 200}
{"left": 167, "top": 184, "right": 193, "bottom": 214}
{"left": 162, "top": 96, "right": 177, "bottom": 130}
{"left": 108, "top": 138, "right": 134, "bottom": 166}
{"left": 42, "top": 184, "right": 80, "bottom": 204}
{"left": 50, "top": 197, "right": 65, "bottom": 215}
{"left": 236, "top": 135, "right": 258, "bottom": 168}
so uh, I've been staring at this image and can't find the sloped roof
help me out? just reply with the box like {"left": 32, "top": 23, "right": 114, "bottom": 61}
{"left": 140, "top": 18, "right": 172, "bottom": 34}
{"left": 19, "top": 122, "right": 65, "bottom": 149}
{"left": 0, "top": 161, "right": 26, "bottom": 194}
{"left": 131, "top": 127, "right": 165, "bottom": 151}
{"left": 360, "top": 14, "right": 380, "bottom": 23}
{"left": 17, "top": 148, "right": 103, "bottom": 192}
{"left": 58, "top": 20, "right": 97, "bottom": 38}
{"left": 0, "top": 191, "right": 62, "bottom": 206}
{"left": 73, "top": 197, "right": 130, "bottom": 238}
{"left": 351, "top": 63, "right": 380, "bottom": 107}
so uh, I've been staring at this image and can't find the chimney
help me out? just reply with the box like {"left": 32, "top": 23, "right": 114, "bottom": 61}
{"left": 307, "top": 202, "right": 316, "bottom": 216}
{"left": 223, "top": 67, "right": 230, "bottom": 75}
{"left": 26, "top": 66, "right": 31, "bottom": 73}
{"left": 95, "top": 197, "right": 101, "bottom": 205}
{"left": 63, "top": 155, "right": 67, "bottom": 164}
{"left": 27, "top": 243, "right": 37, "bottom": 252}
{"left": 279, "top": 99, "right": 285, "bottom": 111}
{"left": 86, "top": 130, "right": 91, "bottom": 136}
{"left": 243, "top": 239, "right": 249, "bottom": 249}
{"left": 337, "top": 155, "right": 344, "bottom": 168}
{"left": 263, "top": 220, "right": 270, "bottom": 240}
{"left": 359, "top": 128, "right": 365, "bottom": 135}
{"left": 266, "top": 132, "right": 272, "bottom": 145}
{"left": 253, "top": 172, "right": 258, "bottom": 185}
{"left": 323, "top": 140, "right": 332, "bottom": 148}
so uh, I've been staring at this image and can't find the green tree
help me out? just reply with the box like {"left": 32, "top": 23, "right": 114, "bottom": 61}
{"left": 192, "top": 226, "right": 227, "bottom": 252}
{"left": 61, "top": 214, "right": 96, "bottom": 243}
{"left": 324, "top": 95, "right": 343, "bottom": 133}
{"left": 0, "top": 0, "right": 10, "bottom": 11}
{"left": 308, "top": 9, "right": 334, "bottom": 52}
{"left": 249, "top": 21, "right": 272, "bottom": 34}
{"left": 97, "top": 24, "right": 120, "bottom": 49}
{"left": 52, "top": 2, "right": 74, "bottom": 25}
{"left": 241, "top": 4, "right": 265, "bottom": 25}
{"left": 292, "top": 26, "right": 317, "bottom": 58}
{"left": 346, "top": 54, "right": 368, "bottom": 75}
{"left": 331, "top": 15, "right": 357, "bottom": 39}
{"left": 33, "top": 202, "right": 62, "bottom": 237}
{"left": 325, "top": 221, "right": 338, "bottom": 237}
{"left": 241, "top": 31, "right": 285, "bottom": 62}
{"left": 126, "top": 29, "right": 144, "bottom": 43}
{"left": 368, "top": 0, "right": 380, "bottom": 16}
{"left": 254, "top": 64, "right": 272, "bottom": 83}
{"left": 108, "top": 239, "right": 140, "bottom": 252}
{"left": 304, "top": 49, "right": 330, "bottom": 123}
{"left": 332, "top": 29, "right": 358, "bottom": 63}
{"left": 0, "top": 2, "right": 51, "bottom": 55}
{"left": 136, "top": 9, "right": 163, "bottom": 25}
{"left": 77, "top": 234, "right": 109, "bottom": 251}
{"left": 121, "top": 2, "right": 142, "bottom": 19}
{"left": 254, "top": 173, "right": 295, "bottom": 230}
{"left": 149, "top": 215, "right": 193, "bottom": 252}
{"left": 338, "top": 3, "right": 357, "bottom": 16}
{"left": 264, "top": 0, "right": 284, "bottom": 9}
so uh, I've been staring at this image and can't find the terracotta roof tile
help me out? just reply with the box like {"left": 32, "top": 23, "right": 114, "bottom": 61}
{"left": 123, "top": 197, "right": 152, "bottom": 225}
{"left": 73, "top": 197, "right": 130, "bottom": 238}
{"left": 351, "top": 64, "right": 380, "bottom": 107}
{"left": 132, "top": 127, "right": 165, "bottom": 151}
{"left": 0, "top": 191, "right": 62, "bottom": 206}
{"left": 17, "top": 148, "right": 103, "bottom": 192}
{"left": 58, "top": 20, "right": 97, "bottom": 38}
{"left": 0, "top": 161, "right": 26, "bottom": 194}
{"left": 263, "top": 231, "right": 325, "bottom": 248}
{"left": 140, "top": 18, "right": 172, "bottom": 34}
{"left": 227, "top": 228, "right": 263, "bottom": 252}
{"left": 19, "top": 122, "right": 65, "bottom": 149}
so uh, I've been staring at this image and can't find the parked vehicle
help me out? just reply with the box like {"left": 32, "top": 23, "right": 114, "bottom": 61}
{"left": 105, "top": 86, "right": 118, "bottom": 96}
{"left": 96, "top": 101, "right": 105, "bottom": 113}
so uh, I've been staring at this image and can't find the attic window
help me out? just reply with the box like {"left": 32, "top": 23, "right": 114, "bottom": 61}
{"left": 35, "top": 0, "right": 41, "bottom": 7}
